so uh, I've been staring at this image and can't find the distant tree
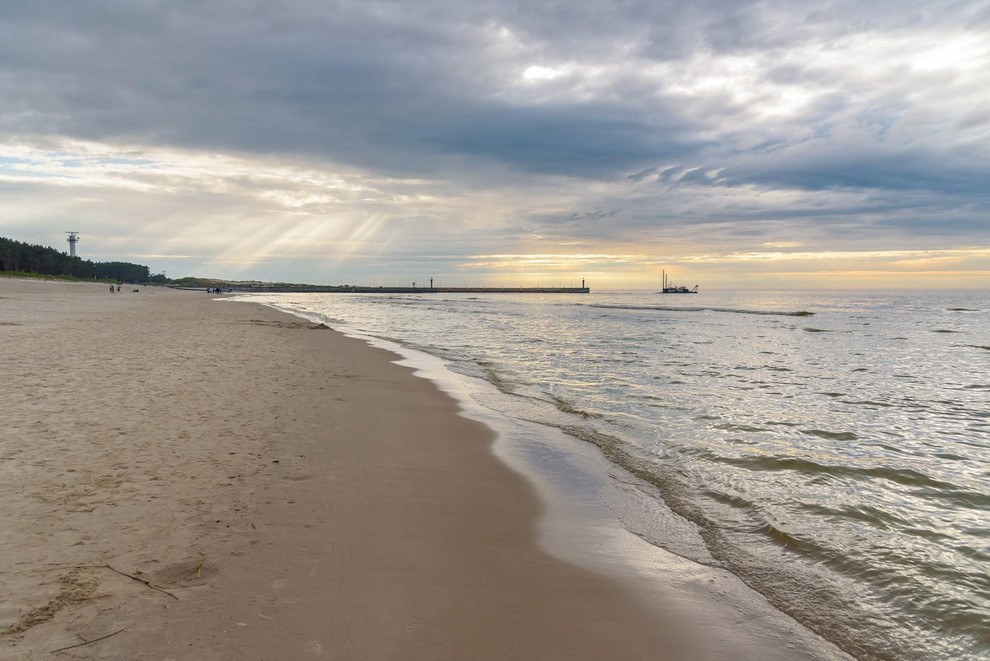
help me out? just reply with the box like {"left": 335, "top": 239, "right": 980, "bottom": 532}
{"left": 0, "top": 236, "right": 155, "bottom": 283}
{"left": 94, "top": 261, "right": 150, "bottom": 283}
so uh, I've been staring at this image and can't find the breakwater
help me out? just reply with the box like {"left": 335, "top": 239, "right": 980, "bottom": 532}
{"left": 187, "top": 285, "right": 591, "bottom": 294}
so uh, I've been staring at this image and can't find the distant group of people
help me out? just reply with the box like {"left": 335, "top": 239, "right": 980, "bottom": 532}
{"left": 108, "top": 281, "right": 139, "bottom": 293}
{"left": 208, "top": 286, "right": 230, "bottom": 294}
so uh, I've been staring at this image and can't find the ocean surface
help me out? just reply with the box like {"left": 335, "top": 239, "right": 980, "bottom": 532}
{"left": 237, "top": 289, "right": 988, "bottom": 661}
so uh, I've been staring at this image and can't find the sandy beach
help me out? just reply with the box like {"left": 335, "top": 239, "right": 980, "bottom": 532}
{"left": 1, "top": 278, "right": 846, "bottom": 660}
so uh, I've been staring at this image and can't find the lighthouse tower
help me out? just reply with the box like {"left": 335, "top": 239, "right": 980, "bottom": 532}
{"left": 66, "top": 231, "right": 80, "bottom": 258}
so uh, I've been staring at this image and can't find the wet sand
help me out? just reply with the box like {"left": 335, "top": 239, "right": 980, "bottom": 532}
{"left": 0, "top": 278, "right": 845, "bottom": 660}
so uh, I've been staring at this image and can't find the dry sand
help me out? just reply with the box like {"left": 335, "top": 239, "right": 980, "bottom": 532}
{"left": 0, "top": 278, "right": 844, "bottom": 660}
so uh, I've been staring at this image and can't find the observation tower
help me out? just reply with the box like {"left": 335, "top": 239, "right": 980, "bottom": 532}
{"left": 66, "top": 231, "right": 80, "bottom": 258}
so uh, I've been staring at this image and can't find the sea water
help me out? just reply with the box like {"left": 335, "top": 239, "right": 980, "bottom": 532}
{"left": 237, "top": 289, "right": 988, "bottom": 660}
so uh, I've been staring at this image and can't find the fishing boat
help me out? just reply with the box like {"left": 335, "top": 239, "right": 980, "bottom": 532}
{"left": 660, "top": 270, "right": 698, "bottom": 294}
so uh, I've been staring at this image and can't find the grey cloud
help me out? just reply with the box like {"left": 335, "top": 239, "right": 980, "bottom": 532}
{"left": 716, "top": 138, "right": 990, "bottom": 196}
{"left": 423, "top": 104, "right": 704, "bottom": 176}
{"left": 2, "top": 1, "right": 717, "bottom": 178}
{"left": 1, "top": 0, "right": 988, "bottom": 266}
{"left": 627, "top": 167, "right": 658, "bottom": 182}
{"left": 0, "top": 3, "right": 980, "bottom": 166}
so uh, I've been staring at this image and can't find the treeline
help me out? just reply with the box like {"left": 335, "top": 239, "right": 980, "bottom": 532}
{"left": 0, "top": 236, "right": 155, "bottom": 283}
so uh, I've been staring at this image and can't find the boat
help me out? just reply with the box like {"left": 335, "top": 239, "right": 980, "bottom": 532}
{"left": 660, "top": 270, "right": 698, "bottom": 294}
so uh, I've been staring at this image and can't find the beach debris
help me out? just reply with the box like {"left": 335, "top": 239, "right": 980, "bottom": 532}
{"left": 150, "top": 555, "right": 217, "bottom": 588}
{"left": 105, "top": 564, "right": 179, "bottom": 600}
{"left": 50, "top": 624, "right": 133, "bottom": 654}
{"left": 176, "top": 555, "right": 208, "bottom": 582}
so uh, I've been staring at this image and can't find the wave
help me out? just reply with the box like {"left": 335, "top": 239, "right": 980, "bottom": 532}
{"left": 700, "top": 454, "right": 990, "bottom": 508}
{"left": 554, "top": 422, "right": 923, "bottom": 660}
{"left": 583, "top": 303, "right": 814, "bottom": 317}
{"left": 549, "top": 393, "right": 599, "bottom": 419}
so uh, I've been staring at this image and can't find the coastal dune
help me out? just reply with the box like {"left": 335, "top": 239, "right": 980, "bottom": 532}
{"left": 0, "top": 278, "right": 842, "bottom": 660}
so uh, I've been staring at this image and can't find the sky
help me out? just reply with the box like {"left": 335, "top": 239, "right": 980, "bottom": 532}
{"left": 1, "top": 0, "right": 988, "bottom": 290}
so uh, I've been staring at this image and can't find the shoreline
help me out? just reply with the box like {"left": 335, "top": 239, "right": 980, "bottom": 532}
{"left": 257, "top": 297, "right": 852, "bottom": 661}
{"left": 1, "top": 278, "right": 846, "bottom": 659}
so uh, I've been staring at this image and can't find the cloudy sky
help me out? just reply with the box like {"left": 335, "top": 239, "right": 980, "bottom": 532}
{"left": 2, "top": 0, "right": 988, "bottom": 289}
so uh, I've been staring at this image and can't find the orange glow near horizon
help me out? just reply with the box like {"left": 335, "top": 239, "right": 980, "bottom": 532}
{"left": 454, "top": 247, "right": 990, "bottom": 290}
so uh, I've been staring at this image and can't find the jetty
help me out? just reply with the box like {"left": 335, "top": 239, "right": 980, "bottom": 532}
{"left": 173, "top": 279, "right": 590, "bottom": 294}
{"left": 226, "top": 285, "right": 590, "bottom": 294}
